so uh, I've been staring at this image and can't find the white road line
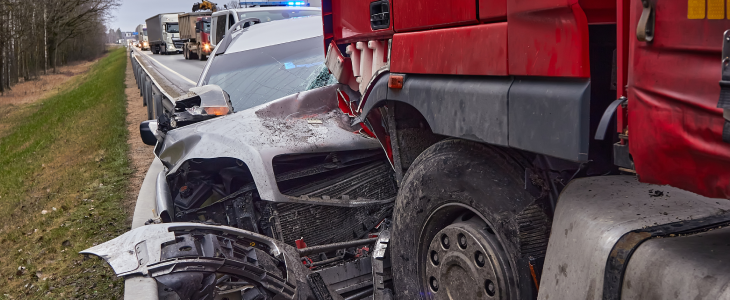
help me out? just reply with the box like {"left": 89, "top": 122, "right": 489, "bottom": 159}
{"left": 139, "top": 51, "right": 197, "bottom": 85}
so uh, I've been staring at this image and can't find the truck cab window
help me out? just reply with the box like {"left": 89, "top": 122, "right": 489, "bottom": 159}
{"left": 166, "top": 23, "right": 179, "bottom": 33}
{"left": 215, "top": 15, "right": 226, "bottom": 44}
{"left": 228, "top": 13, "right": 235, "bottom": 29}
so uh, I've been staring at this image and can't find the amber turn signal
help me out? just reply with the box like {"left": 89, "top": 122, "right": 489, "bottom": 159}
{"left": 388, "top": 74, "right": 404, "bottom": 89}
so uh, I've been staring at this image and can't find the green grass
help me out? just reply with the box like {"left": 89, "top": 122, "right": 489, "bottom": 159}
{"left": 0, "top": 48, "right": 131, "bottom": 299}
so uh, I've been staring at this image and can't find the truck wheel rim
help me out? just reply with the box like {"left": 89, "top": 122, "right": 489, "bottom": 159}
{"left": 421, "top": 209, "right": 515, "bottom": 299}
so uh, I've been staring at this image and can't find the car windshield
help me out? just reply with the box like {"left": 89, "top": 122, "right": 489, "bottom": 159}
{"left": 166, "top": 23, "right": 179, "bottom": 33}
{"left": 238, "top": 10, "right": 321, "bottom": 22}
{"left": 202, "top": 36, "right": 336, "bottom": 112}
{"left": 202, "top": 21, "right": 211, "bottom": 33}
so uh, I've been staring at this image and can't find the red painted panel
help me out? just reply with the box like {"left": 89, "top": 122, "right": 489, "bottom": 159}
{"left": 393, "top": 0, "right": 478, "bottom": 32}
{"left": 616, "top": 0, "right": 629, "bottom": 134}
{"left": 390, "top": 23, "right": 507, "bottom": 76}
{"left": 578, "top": 0, "right": 616, "bottom": 24}
{"left": 331, "top": 0, "right": 393, "bottom": 44}
{"left": 507, "top": 0, "right": 590, "bottom": 77}
{"left": 628, "top": 0, "right": 730, "bottom": 199}
{"left": 479, "top": 0, "right": 507, "bottom": 22}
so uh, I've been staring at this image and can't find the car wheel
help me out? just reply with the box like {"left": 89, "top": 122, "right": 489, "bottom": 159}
{"left": 391, "top": 139, "right": 550, "bottom": 300}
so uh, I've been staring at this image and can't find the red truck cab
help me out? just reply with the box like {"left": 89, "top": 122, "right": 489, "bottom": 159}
{"left": 180, "top": 12, "right": 213, "bottom": 60}
{"left": 323, "top": 1, "right": 730, "bottom": 299}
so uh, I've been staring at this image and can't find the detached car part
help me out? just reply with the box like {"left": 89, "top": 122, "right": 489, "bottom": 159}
{"left": 82, "top": 223, "right": 362, "bottom": 300}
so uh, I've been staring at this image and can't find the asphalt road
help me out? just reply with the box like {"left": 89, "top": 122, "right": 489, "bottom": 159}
{"left": 137, "top": 50, "right": 208, "bottom": 84}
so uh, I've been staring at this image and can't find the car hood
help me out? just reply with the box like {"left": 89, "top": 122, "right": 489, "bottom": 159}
{"left": 155, "top": 84, "right": 380, "bottom": 202}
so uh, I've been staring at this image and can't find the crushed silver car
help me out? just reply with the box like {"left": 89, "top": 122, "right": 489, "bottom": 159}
{"left": 86, "top": 15, "right": 396, "bottom": 300}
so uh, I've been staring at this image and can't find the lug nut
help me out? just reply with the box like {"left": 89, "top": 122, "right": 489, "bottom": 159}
{"left": 431, "top": 251, "right": 439, "bottom": 265}
{"left": 458, "top": 233, "right": 467, "bottom": 249}
{"left": 475, "top": 251, "right": 485, "bottom": 267}
{"left": 485, "top": 279, "right": 495, "bottom": 296}
{"left": 430, "top": 277, "right": 439, "bottom": 291}
{"left": 441, "top": 235, "right": 450, "bottom": 249}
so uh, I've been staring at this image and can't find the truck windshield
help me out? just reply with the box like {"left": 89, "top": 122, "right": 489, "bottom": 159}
{"left": 237, "top": 10, "right": 321, "bottom": 22}
{"left": 166, "top": 23, "right": 179, "bottom": 33}
{"left": 202, "top": 21, "right": 211, "bottom": 33}
{"left": 202, "top": 36, "right": 335, "bottom": 112}
{"left": 143, "top": 30, "right": 147, "bottom": 36}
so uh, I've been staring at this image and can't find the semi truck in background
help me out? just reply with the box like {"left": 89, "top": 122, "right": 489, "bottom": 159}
{"left": 135, "top": 24, "right": 149, "bottom": 50}
{"left": 145, "top": 13, "right": 184, "bottom": 55}
{"left": 209, "top": 4, "right": 321, "bottom": 49}
{"left": 179, "top": 12, "right": 213, "bottom": 60}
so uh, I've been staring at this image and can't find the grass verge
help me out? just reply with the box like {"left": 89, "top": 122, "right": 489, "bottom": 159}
{"left": 0, "top": 48, "right": 131, "bottom": 299}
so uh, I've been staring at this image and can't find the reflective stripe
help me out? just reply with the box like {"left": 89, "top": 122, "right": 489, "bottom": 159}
{"left": 708, "top": 0, "right": 725, "bottom": 19}
{"left": 688, "top": 0, "right": 706, "bottom": 19}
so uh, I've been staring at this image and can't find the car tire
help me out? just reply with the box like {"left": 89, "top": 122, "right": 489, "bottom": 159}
{"left": 390, "top": 139, "right": 550, "bottom": 300}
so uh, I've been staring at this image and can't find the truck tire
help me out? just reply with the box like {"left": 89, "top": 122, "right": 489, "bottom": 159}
{"left": 390, "top": 139, "right": 550, "bottom": 300}
{"left": 197, "top": 48, "right": 206, "bottom": 61}
{"left": 189, "top": 46, "right": 198, "bottom": 60}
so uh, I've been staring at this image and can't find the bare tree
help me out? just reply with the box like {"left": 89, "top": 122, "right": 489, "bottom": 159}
{"left": 225, "top": 1, "right": 241, "bottom": 9}
{"left": 0, "top": 0, "right": 119, "bottom": 93}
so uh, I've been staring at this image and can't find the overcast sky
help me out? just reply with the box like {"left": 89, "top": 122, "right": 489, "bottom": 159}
{"left": 108, "top": 0, "right": 194, "bottom": 32}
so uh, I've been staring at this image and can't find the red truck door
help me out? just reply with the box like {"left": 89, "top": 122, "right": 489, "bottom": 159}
{"left": 628, "top": 0, "right": 730, "bottom": 199}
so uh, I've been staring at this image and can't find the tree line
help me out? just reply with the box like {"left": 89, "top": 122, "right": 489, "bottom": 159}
{"left": 0, "top": 0, "right": 120, "bottom": 93}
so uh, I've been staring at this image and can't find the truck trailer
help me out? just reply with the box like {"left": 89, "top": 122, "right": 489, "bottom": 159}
{"left": 317, "top": 0, "right": 730, "bottom": 299}
{"left": 145, "top": 13, "right": 184, "bottom": 55}
{"left": 179, "top": 12, "right": 213, "bottom": 60}
{"left": 135, "top": 24, "right": 149, "bottom": 50}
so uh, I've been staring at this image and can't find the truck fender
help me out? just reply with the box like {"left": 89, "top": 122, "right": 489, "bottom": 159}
{"left": 359, "top": 73, "right": 591, "bottom": 162}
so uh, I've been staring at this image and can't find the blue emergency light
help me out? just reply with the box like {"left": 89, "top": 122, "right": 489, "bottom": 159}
{"left": 239, "top": 1, "right": 309, "bottom": 6}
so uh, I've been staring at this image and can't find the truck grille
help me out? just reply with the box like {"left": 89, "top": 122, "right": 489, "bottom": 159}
{"left": 172, "top": 39, "right": 184, "bottom": 49}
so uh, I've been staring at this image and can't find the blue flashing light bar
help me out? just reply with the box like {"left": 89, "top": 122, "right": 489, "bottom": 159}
{"left": 239, "top": 1, "right": 310, "bottom": 6}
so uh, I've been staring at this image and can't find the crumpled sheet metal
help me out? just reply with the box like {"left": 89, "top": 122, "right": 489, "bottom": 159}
{"left": 156, "top": 83, "right": 380, "bottom": 204}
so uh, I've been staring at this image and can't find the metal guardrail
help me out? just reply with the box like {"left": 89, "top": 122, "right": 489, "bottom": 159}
{"left": 129, "top": 49, "right": 176, "bottom": 120}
